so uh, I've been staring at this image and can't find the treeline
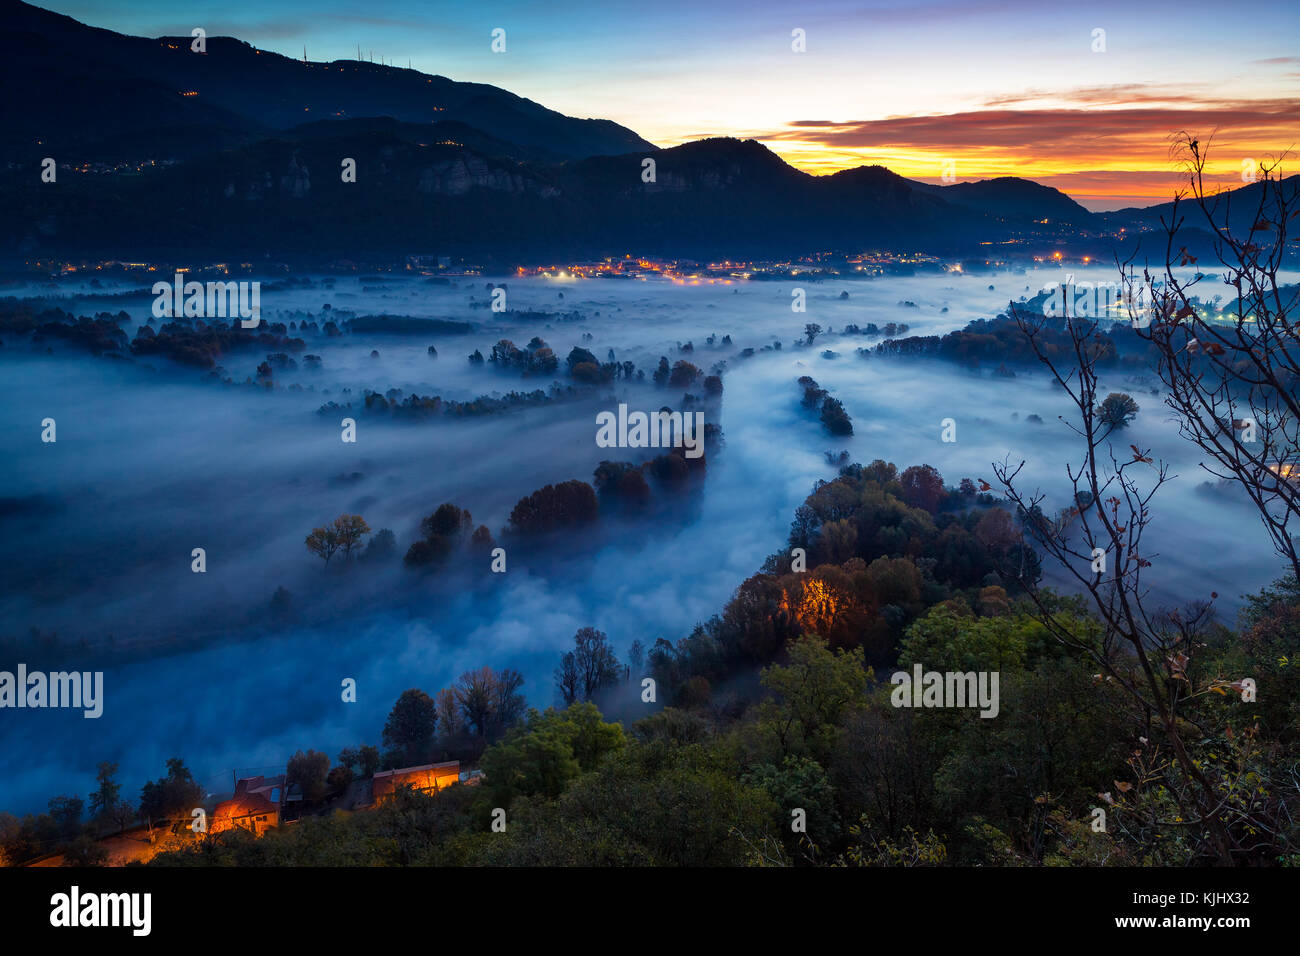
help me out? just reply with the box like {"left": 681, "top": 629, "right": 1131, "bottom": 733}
{"left": 318, "top": 385, "right": 565, "bottom": 420}
{"left": 299, "top": 445, "right": 713, "bottom": 577}
{"left": 872, "top": 312, "right": 1151, "bottom": 369}
{"left": 640, "top": 460, "right": 1037, "bottom": 696}
{"left": 132, "top": 320, "right": 306, "bottom": 369}
{"left": 1, "top": 301, "right": 131, "bottom": 356}
{"left": 0, "top": 758, "right": 205, "bottom": 866}
{"left": 469, "top": 334, "right": 723, "bottom": 396}
{"left": 345, "top": 314, "right": 471, "bottom": 335}
{"left": 171, "top": 459, "right": 1295, "bottom": 866}
{"left": 19, "top": 457, "right": 1296, "bottom": 866}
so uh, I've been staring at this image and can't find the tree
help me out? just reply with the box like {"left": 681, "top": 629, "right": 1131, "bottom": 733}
{"left": 61, "top": 835, "right": 108, "bottom": 867}
{"left": 1096, "top": 392, "right": 1139, "bottom": 429}
{"left": 338, "top": 745, "right": 381, "bottom": 778}
{"left": 455, "top": 666, "right": 526, "bottom": 742}
{"left": 420, "top": 503, "right": 472, "bottom": 540}
{"left": 406, "top": 503, "right": 471, "bottom": 567}
{"left": 571, "top": 361, "right": 604, "bottom": 384}
{"left": 974, "top": 507, "right": 1019, "bottom": 553}
{"left": 998, "top": 294, "right": 1254, "bottom": 864}
{"left": 139, "top": 758, "right": 203, "bottom": 825}
{"left": 555, "top": 627, "right": 624, "bottom": 704}
{"left": 481, "top": 713, "right": 583, "bottom": 804}
{"left": 820, "top": 396, "right": 853, "bottom": 436}
{"left": 47, "top": 795, "right": 83, "bottom": 841}
{"left": 307, "top": 514, "right": 369, "bottom": 565}
{"left": 481, "top": 703, "right": 625, "bottom": 807}
{"left": 286, "top": 750, "right": 331, "bottom": 804}
{"left": 404, "top": 535, "right": 453, "bottom": 567}
{"left": 361, "top": 528, "right": 397, "bottom": 563}
{"left": 470, "top": 524, "right": 496, "bottom": 553}
{"left": 1134, "top": 136, "right": 1300, "bottom": 580}
{"left": 756, "top": 635, "right": 868, "bottom": 763}
{"left": 899, "top": 464, "right": 945, "bottom": 514}
{"left": 88, "top": 761, "right": 120, "bottom": 827}
{"left": 333, "top": 514, "right": 371, "bottom": 560}
{"left": 566, "top": 346, "right": 598, "bottom": 373}
{"left": 434, "top": 688, "right": 466, "bottom": 740}
{"left": 669, "top": 360, "right": 701, "bottom": 387}
{"left": 325, "top": 764, "right": 354, "bottom": 797}
{"left": 108, "top": 799, "right": 135, "bottom": 835}
{"left": 555, "top": 653, "right": 581, "bottom": 707}
{"left": 270, "top": 585, "right": 292, "bottom": 617}
{"left": 490, "top": 338, "right": 523, "bottom": 367}
{"left": 594, "top": 461, "right": 652, "bottom": 512}
{"left": 305, "top": 524, "right": 339, "bottom": 566}
{"left": 799, "top": 375, "right": 827, "bottom": 409}
{"left": 508, "top": 480, "right": 599, "bottom": 535}
{"left": 382, "top": 689, "right": 438, "bottom": 766}
{"left": 805, "top": 323, "right": 822, "bottom": 345}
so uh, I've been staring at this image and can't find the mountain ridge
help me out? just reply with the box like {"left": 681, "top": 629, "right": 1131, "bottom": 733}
{"left": 6, "top": 0, "right": 1284, "bottom": 264}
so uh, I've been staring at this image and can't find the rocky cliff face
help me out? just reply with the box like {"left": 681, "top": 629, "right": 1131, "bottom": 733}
{"left": 417, "top": 156, "right": 534, "bottom": 196}
{"left": 280, "top": 156, "right": 311, "bottom": 199}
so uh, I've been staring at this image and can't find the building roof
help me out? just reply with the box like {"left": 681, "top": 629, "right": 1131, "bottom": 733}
{"left": 237, "top": 774, "right": 284, "bottom": 800}
{"left": 212, "top": 790, "right": 278, "bottom": 829}
{"left": 210, "top": 774, "right": 285, "bottom": 831}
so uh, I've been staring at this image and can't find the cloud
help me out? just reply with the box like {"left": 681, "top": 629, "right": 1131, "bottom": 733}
{"left": 752, "top": 104, "right": 1300, "bottom": 208}
{"left": 764, "top": 104, "right": 1300, "bottom": 153}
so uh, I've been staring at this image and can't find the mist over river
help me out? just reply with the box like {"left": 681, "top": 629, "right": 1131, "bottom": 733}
{"left": 2, "top": 265, "right": 1293, "bottom": 813}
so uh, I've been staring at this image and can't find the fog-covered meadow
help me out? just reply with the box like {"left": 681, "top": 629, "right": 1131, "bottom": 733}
{"left": 1, "top": 265, "right": 1292, "bottom": 812}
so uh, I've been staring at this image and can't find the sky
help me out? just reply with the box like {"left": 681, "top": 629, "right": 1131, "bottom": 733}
{"left": 44, "top": 0, "right": 1300, "bottom": 210}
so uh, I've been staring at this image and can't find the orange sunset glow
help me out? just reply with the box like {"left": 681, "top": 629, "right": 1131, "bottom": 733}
{"left": 695, "top": 96, "right": 1300, "bottom": 210}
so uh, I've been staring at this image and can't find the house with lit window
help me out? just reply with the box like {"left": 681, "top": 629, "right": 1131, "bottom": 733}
{"left": 211, "top": 775, "right": 283, "bottom": 836}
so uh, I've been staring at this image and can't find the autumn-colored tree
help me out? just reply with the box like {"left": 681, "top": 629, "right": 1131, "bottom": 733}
{"left": 508, "top": 480, "right": 599, "bottom": 535}
{"left": 306, "top": 515, "right": 370, "bottom": 566}
{"left": 899, "top": 464, "right": 945, "bottom": 514}
{"left": 332, "top": 514, "right": 371, "bottom": 561}
{"left": 669, "top": 360, "right": 700, "bottom": 387}
{"left": 305, "top": 525, "right": 340, "bottom": 566}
